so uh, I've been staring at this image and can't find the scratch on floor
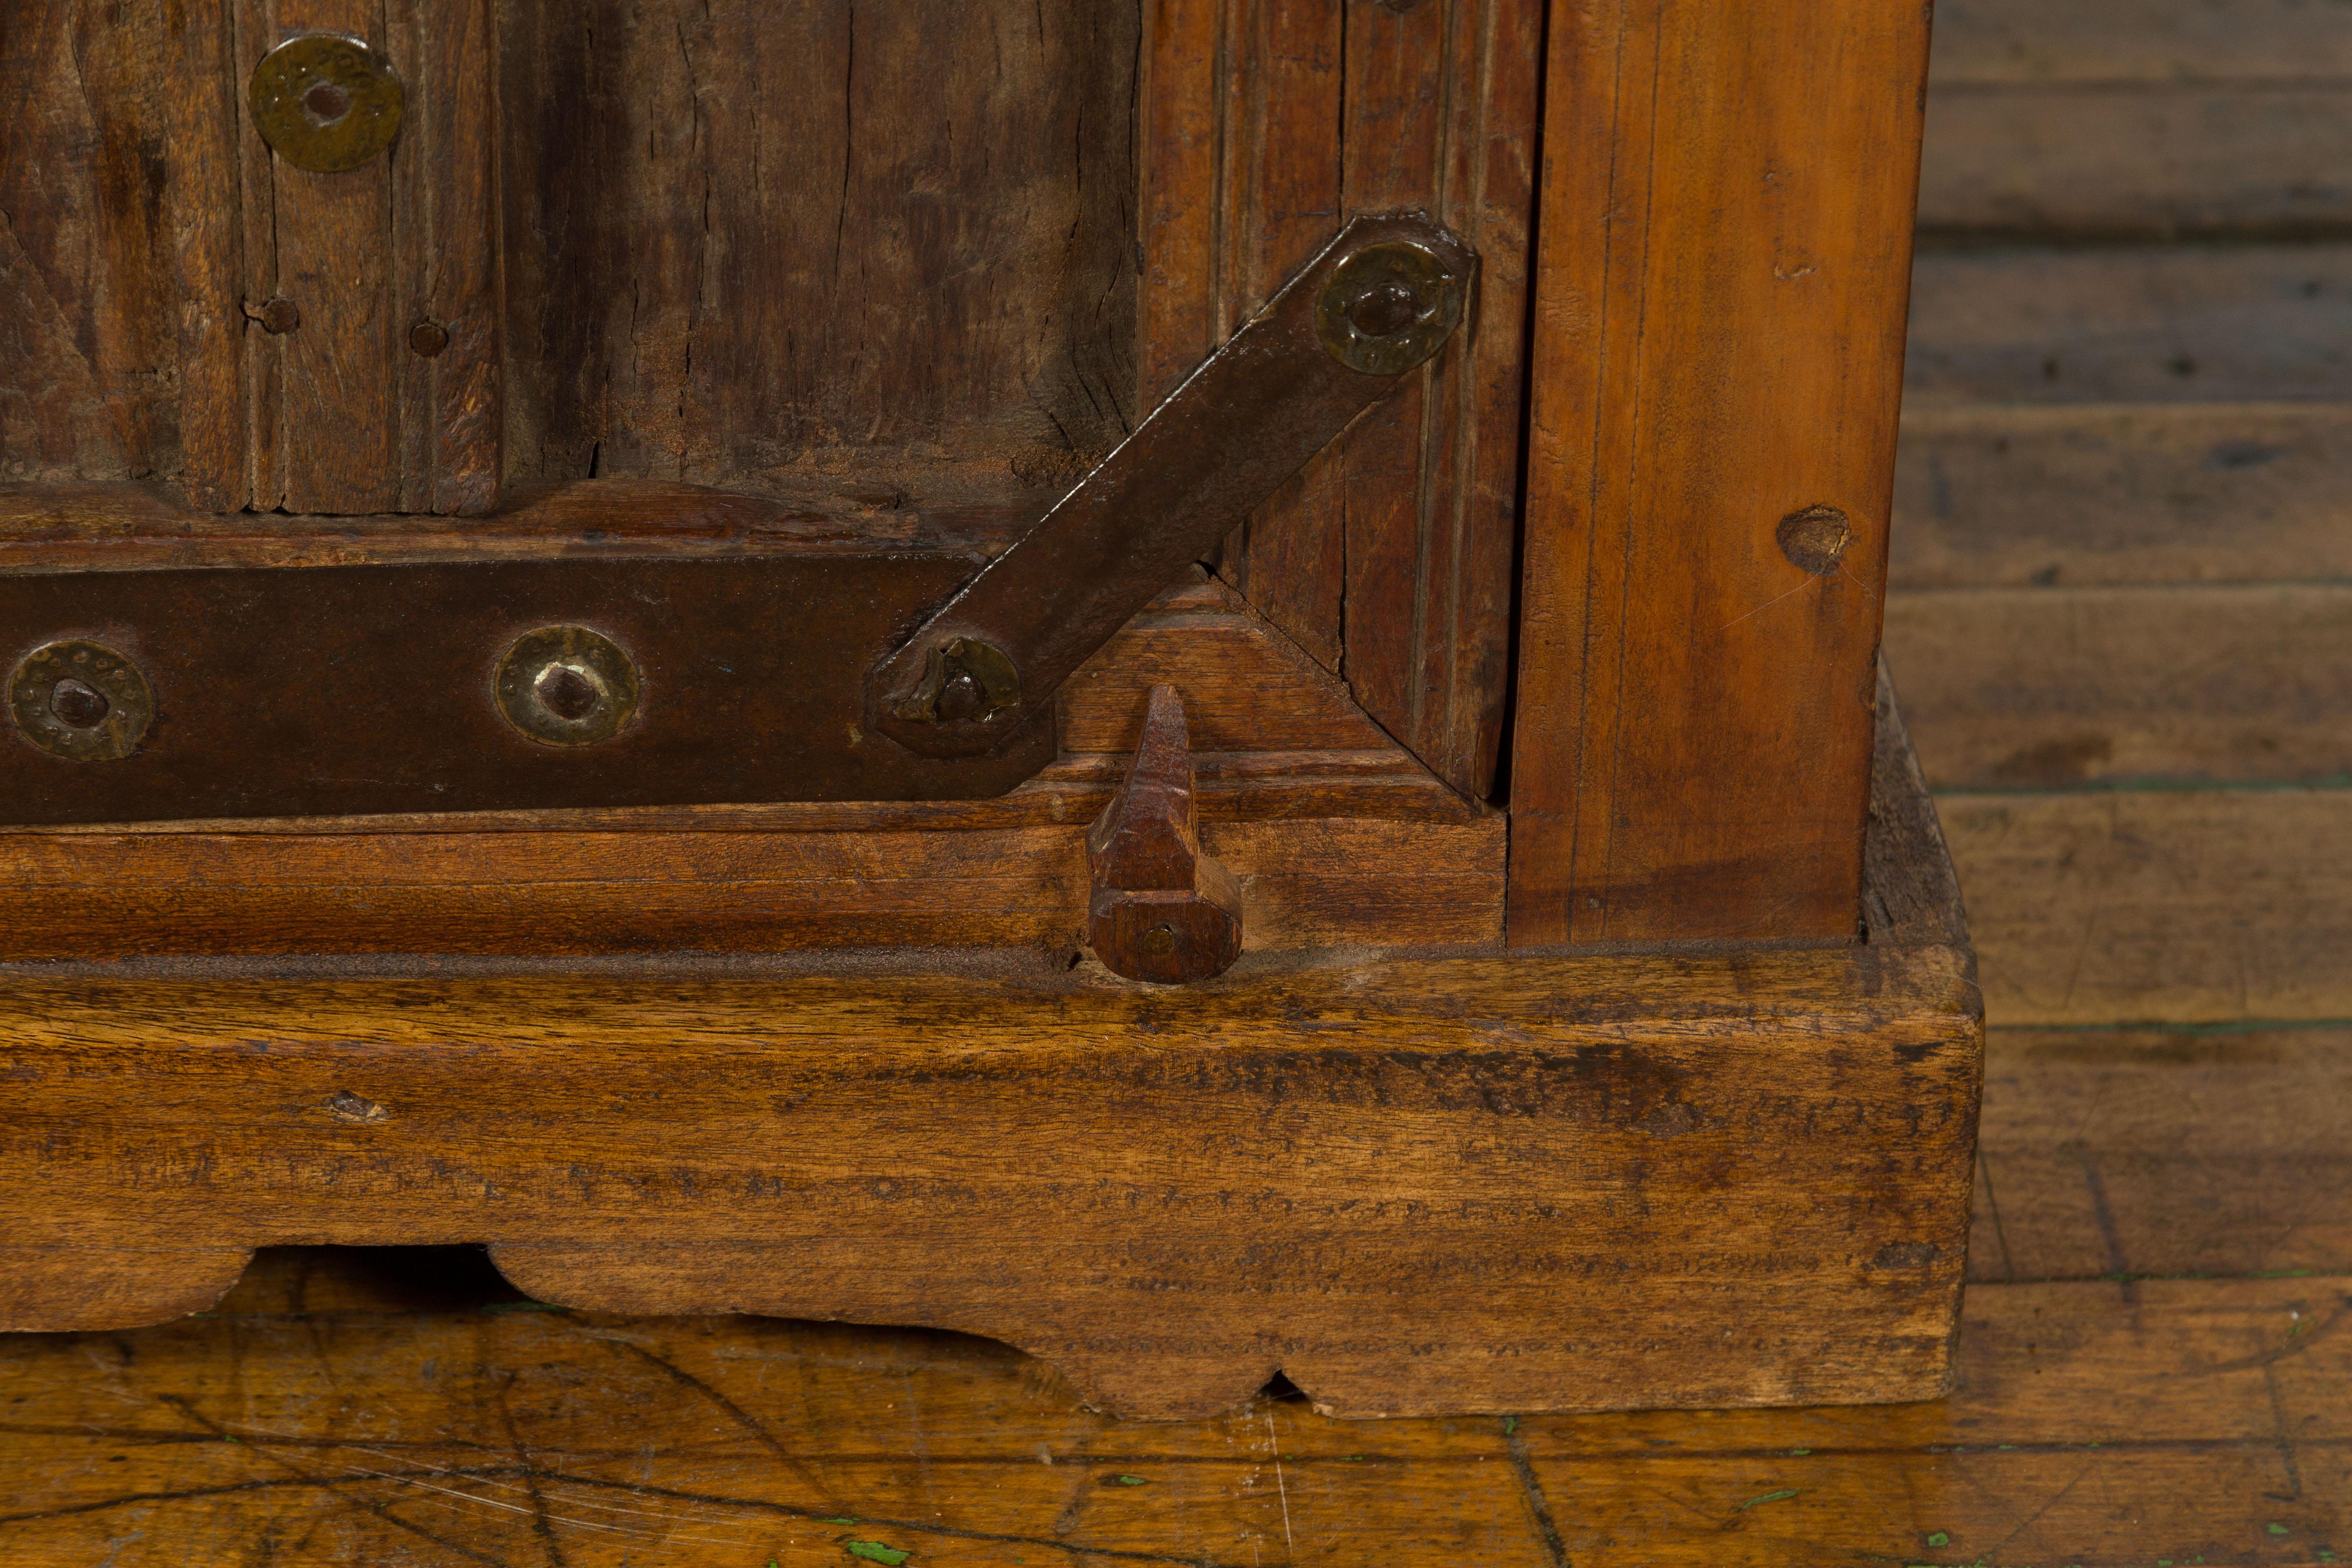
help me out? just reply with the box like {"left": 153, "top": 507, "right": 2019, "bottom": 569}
{"left": 1263, "top": 1409, "right": 1293, "bottom": 1555}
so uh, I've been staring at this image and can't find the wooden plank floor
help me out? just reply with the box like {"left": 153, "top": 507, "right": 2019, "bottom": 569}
{"left": 6, "top": 2, "right": 2350, "bottom": 1562}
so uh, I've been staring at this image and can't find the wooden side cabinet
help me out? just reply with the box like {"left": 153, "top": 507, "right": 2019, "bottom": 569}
{"left": 0, "top": 0, "right": 1972, "bottom": 1420}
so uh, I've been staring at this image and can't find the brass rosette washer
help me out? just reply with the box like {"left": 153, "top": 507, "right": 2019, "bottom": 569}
{"left": 495, "top": 627, "right": 641, "bottom": 747}
{"left": 249, "top": 33, "right": 405, "bottom": 173}
{"left": 9, "top": 641, "right": 154, "bottom": 763}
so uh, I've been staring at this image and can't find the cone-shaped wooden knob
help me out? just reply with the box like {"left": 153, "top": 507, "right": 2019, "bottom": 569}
{"left": 1085, "top": 686, "right": 1244, "bottom": 984}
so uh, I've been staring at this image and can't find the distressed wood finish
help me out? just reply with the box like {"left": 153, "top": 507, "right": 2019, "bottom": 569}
{"left": 1, "top": 1257, "right": 2346, "bottom": 1568}
{"left": 499, "top": 0, "right": 1139, "bottom": 518}
{"left": 1139, "top": 0, "right": 1540, "bottom": 799}
{"left": 0, "top": 724, "right": 1979, "bottom": 1419}
{"left": 12, "top": 0, "right": 1136, "bottom": 520}
{"left": 1508, "top": 0, "right": 1931, "bottom": 945}
{"left": 212, "top": 0, "right": 501, "bottom": 514}
{"left": 1942, "top": 787, "right": 2352, "bottom": 1026}
{"left": 240, "top": 0, "right": 398, "bottom": 514}
{"left": 0, "top": 806, "right": 1503, "bottom": 959}
{"left": 388, "top": 0, "right": 501, "bottom": 514}
{"left": 1886, "top": 582, "right": 2352, "bottom": 789}
{"left": 0, "top": 0, "right": 181, "bottom": 490}
{"left": 6, "top": 0, "right": 1533, "bottom": 793}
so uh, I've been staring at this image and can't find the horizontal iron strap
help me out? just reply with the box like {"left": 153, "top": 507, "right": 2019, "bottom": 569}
{"left": 0, "top": 557, "right": 1049, "bottom": 824}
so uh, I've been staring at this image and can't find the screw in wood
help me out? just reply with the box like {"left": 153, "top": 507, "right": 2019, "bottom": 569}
{"left": 47, "top": 678, "right": 109, "bottom": 730}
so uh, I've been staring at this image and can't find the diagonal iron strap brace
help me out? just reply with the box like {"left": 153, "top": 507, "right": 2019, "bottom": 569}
{"left": 869, "top": 211, "right": 1475, "bottom": 758}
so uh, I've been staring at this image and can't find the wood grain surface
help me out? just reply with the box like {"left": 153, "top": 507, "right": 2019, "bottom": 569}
{"left": 1890, "top": 403, "right": 2352, "bottom": 590}
{"left": 0, "top": 931, "right": 1979, "bottom": 1424}
{"left": 1139, "top": 0, "right": 1540, "bottom": 801}
{"left": 1945, "top": 788, "right": 2352, "bottom": 1025}
{"left": 0, "top": 0, "right": 180, "bottom": 489}
{"left": 1904, "top": 244, "right": 2352, "bottom": 407}
{"left": 1921, "top": 86, "right": 2352, "bottom": 242}
{"left": 6, "top": 0, "right": 1142, "bottom": 521}
{"left": 247, "top": 0, "right": 402, "bottom": 514}
{"left": 1920, "top": 0, "right": 2352, "bottom": 241}
{"left": 9, "top": 0, "right": 2351, "bottom": 1559}
{"left": 3, "top": 0, "right": 1527, "bottom": 798}
{"left": 1928, "top": 0, "right": 2352, "bottom": 80}
{"left": 0, "top": 1206, "right": 2341, "bottom": 1565}
{"left": 1885, "top": 583, "right": 2352, "bottom": 788}
{"left": 1891, "top": 0, "right": 2352, "bottom": 1254}
{"left": 387, "top": 0, "right": 502, "bottom": 515}
{"left": 0, "top": 703, "right": 1973, "bottom": 1418}
{"left": 496, "top": 0, "right": 1139, "bottom": 518}
{"left": 1508, "top": 0, "right": 1927, "bottom": 945}
{"left": 1974, "top": 1025, "right": 2352, "bottom": 1283}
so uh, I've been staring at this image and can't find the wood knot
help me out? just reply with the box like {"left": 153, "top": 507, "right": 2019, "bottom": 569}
{"left": 1776, "top": 505, "right": 1851, "bottom": 576}
{"left": 326, "top": 1090, "right": 389, "bottom": 1124}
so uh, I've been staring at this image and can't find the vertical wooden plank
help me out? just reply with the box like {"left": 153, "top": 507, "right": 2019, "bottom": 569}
{"left": 172, "top": 0, "right": 250, "bottom": 511}
{"left": 231, "top": 0, "right": 284, "bottom": 508}
{"left": 0, "top": 0, "right": 180, "bottom": 487}
{"left": 229, "top": 0, "right": 496, "bottom": 515}
{"left": 1336, "top": 0, "right": 1447, "bottom": 746}
{"left": 1136, "top": 0, "right": 1220, "bottom": 408}
{"left": 410, "top": 0, "right": 499, "bottom": 514}
{"left": 1139, "top": 0, "right": 1539, "bottom": 800}
{"left": 1507, "top": 0, "right": 1930, "bottom": 945}
{"left": 1205, "top": 0, "right": 1347, "bottom": 673}
{"left": 385, "top": 0, "right": 432, "bottom": 512}
{"left": 425, "top": 0, "right": 498, "bottom": 514}
{"left": 263, "top": 0, "right": 398, "bottom": 515}
{"left": 1419, "top": 0, "right": 1540, "bottom": 800}
{"left": 1143, "top": 0, "right": 1346, "bottom": 662}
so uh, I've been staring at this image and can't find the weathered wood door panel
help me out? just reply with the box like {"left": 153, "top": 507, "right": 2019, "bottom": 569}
{"left": 0, "top": 0, "right": 1537, "bottom": 816}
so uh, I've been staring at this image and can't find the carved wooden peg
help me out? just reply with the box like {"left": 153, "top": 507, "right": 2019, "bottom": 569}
{"left": 1086, "top": 686, "right": 1244, "bottom": 984}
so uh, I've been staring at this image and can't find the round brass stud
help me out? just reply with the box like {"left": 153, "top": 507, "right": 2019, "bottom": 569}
{"left": 1314, "top": 240, "right": 1466, "bottom": 377}
{"left": 9, "top": 640, "right": 155, "bottom": 763}
{"left": 249, "top": 34, "right": 405, "bottom": 174}
{"left": 495, "top": 627, "right": 640, "bottom": 747}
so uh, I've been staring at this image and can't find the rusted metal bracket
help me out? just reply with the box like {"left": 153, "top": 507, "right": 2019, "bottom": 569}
{"left": 868, "top": 211, "right": 1473, "bottom": 758}
{"left": 1086, "top": 686, "right": 1244, "bottom": 984}
{"left": 0, "top": 214, "right": 1470, "bottom": 824}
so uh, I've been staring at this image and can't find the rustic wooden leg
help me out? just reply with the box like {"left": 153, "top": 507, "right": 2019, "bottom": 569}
{"left": 0, "top": 1246, "right": 253, "bottom": 1332}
